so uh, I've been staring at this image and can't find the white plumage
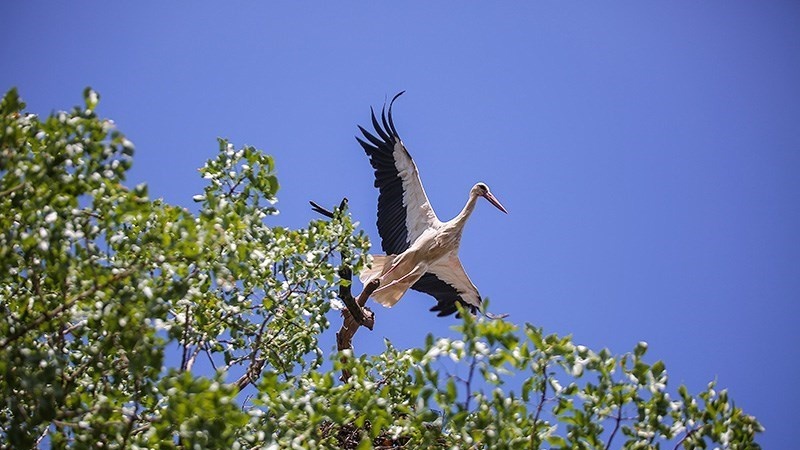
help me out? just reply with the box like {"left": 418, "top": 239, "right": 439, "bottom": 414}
{"left": 357, "top": 93, "right": 507, "bottom": 317}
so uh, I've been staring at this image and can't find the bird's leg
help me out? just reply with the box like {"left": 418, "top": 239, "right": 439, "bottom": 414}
{"left": 374, "top": 263, "right": 425, "bottom": 294}
{"left": 378, "top": 250, "right": 416, "bottom": 280}
{"left": 380, "top": 260, "right": 401, "bottom": 278}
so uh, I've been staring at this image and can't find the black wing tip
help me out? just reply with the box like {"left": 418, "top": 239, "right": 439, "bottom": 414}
{"left": 429, "top": 300, "right": 478, "bottom": 318}
{"left": 355, "top": 135, "right": 377, "bottom": 153}
{"left": 358, "top": 91, "right": 406, "bottom": 143}
{"left": 429, "top": 304, "right": 454, "bottom": 317}
{"left": 357, "top": 125, "right": 385, "bottom": 149}
{"left": 390, "top": 90, "right": 405, "bottom": 105}
{"left": 386, "top": 91, "right": 404, "bottom": 137}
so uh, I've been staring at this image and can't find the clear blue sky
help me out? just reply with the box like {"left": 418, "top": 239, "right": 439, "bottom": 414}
{"left": 3, "top": 3, "right": 798, "bottom": 446}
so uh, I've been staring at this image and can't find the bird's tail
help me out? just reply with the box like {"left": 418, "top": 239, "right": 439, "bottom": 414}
{"left": 358, "top": 254, "right": 394, "bottom": 285}
{"left": 370, "top": 269, "right": 422, "bottom": 308}
{"left": 359, "top": 254, "right": 421, "bottom": 308}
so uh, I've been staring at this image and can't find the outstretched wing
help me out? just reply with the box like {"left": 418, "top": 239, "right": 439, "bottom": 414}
{"left": 357, "top": 92, "right": 440, "bottom": 255}
{"left": 411, "top": 254, "right": 481, "bottom": 317}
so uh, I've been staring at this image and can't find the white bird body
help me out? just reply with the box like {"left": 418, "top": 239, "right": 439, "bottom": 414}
{"left": 361, "top": 218, "right": 468, "bottom": 308}
{"left": 357, "top": 93, "right": 507, "bottom": 317}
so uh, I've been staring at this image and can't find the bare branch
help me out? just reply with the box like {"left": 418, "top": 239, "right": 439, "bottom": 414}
{"left": 233, "top": 357, "right": 265, "bottom": 391}
{"left": 463, "top": 356, "right": 478, "bottom": 411}
{"left": 184, "top": 341, "right": 204, "bottom": 372}
{"left": 673, "top": 426, "right": 701, "bottom": 450}
{"left": 35, "top": 425, "right": 49, "bottom": 447}
{"left": 605, "top": 399, "right": 624, "bottom": 450}
{"left": 204, "top": 343, "right": 219, "bottom": 371}
{"left": 179, "top": 305, "right": 192, "bottom": 371}
{"left": 335, "top": 279, "right": 379, "bottom": 382}
{"left": 311, "top": 198, "right": 379, "bottom": 383}
{"left": 0, "top": 182, "right": 25, "bottom": 197}
{"left": 232, "top": 308, "right": 275, "bottom": 391}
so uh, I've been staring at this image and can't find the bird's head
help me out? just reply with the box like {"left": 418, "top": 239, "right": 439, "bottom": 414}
{"left": 473, "top": 182, "right": 508, "bottom": 214}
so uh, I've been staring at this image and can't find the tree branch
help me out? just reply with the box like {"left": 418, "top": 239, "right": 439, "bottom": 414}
{"left": 335, "top": 278, "right": 379, "bottom": 382}
{"left": 234, "top": 357, "right": 265, "bottom": 391}
{"left": 180, "top": 305, "right": 192, "bottom": 371}
{"left": 673, "top": 426, "right": 700, "bottom": 450}
{"left": 530, "top": 363, "right": 548, "bottom": 449}
{"left": 0, "top": 182, "right": 25, "bottom": 197}
{"left": 233, "top": 313, "right": 272, "bottom": 391}
{"left": 605, "top": 399, "right": 624, "bottom": 450}
{"left": 462, "top": 355, "right": 478, "bottom": 411}
{"left": 311, "top": 199, "right": 380, "bottom": 382}
{"left": 338, "top": 278, "right": 377, "bottom": 335}
{"left": 184, "top": 340, "right": 204, "bottom": 372}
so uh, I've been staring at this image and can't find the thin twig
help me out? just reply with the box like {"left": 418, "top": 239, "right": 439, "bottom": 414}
{"left": 204, "top": 343, "right": 219, "bottom": 371}
{"left": 605, "top": 400, "right": 624, "bottom": 450}
{"left": 233, "top": 318, "right": 271, "bottom": 390}
{"left": 0, "top": 182, "right": 25, "bottom": 197}
{"left": 35, "top": 425, "right": 49, "bottom": 446}
{"left": 180, "top": 305, "right": 192, "bottom": 371}
{"left": 530, "top": 363, "right": 548, "bottom": 449}
{"left": 673, "top": 426, "right": 700, "bottom": 450}
{"left": 119, "top": 378, "right": 141, "bottom": 449}
{"left": 463, "top": 356, "right": 477, "bottom": 411}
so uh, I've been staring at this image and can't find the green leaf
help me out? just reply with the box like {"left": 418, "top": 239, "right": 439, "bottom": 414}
{"left": 0, "top": 87, "right": 763, "bottom": 450}
{"left": 547, "top": 435, "right": 568, "bottom": 447}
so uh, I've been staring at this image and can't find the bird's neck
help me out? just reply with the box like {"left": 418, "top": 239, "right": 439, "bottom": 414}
{"left": 451, "top": 192, "right": 479, "bottom": 231}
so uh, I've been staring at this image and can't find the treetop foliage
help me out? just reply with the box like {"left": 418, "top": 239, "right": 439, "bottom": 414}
{"left": 0, "top": 88, "right": 762, "bottom": 449}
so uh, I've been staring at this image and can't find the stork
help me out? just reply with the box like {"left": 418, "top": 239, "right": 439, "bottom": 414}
{"left": 357, "top": 92, "right": 508, "bottom": 317}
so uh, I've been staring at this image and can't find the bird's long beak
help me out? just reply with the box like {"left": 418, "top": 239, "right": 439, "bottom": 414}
{"left": 484, "top": 191, "right": 508, "bottom": 214}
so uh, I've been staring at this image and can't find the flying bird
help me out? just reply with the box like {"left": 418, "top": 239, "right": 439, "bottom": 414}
{"left": 357, "top": 92, "right": 508, "bottom": 317}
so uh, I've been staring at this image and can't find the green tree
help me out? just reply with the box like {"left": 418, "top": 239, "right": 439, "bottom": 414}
{"left": 0, "top": 88, "right": 762, "bottom": 449}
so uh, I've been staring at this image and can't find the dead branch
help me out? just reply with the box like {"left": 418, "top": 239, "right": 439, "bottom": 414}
{"left": 310, "top": 199, "right": 379, "bottom": 382}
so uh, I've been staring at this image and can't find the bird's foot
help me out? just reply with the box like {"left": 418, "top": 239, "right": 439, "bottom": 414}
{"left": 481, "top": 310, "right": 510, "bottom": 320}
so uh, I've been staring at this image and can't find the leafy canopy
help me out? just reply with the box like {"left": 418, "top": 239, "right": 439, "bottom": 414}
{"left": 0, "top": 88, "right": 762, "bottom": 449}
